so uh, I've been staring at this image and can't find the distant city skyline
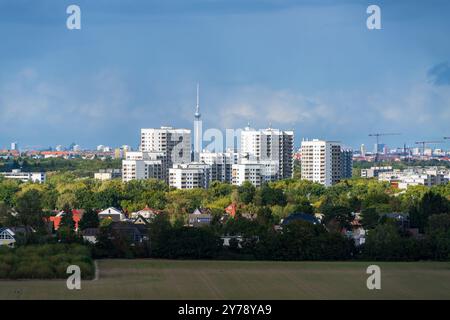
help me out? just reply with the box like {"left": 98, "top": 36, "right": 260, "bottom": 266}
{"left": 1, "top": 0, "right": 450, "bottom": 150}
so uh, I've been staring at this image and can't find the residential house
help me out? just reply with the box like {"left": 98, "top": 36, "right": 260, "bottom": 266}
{"left": 383, "top": 213, "right": 410, "bottom": 231}
{"left": 240, "top": 212, "right": 257, "bottom": 221}
{"left": 221, "top": 235, "right": 243, "bottom": 248}
{"left": 345, "top": 213, "right": 366, "bottom": 246}
{"left": 132, "top": 214, "right": 151, "bottom": 225}
{"left": 0, "top": 227, "right": 16, "bottom": 247}
{"left": 110, "top": 221, "right": 149, "bottom": 244}
{"left": 188, "top": 208, "right": 212, "bottom": 227}
{"left": 98, "top": 207, "right": 126, "bottom": 222}
{"left": 130, "top": 206, "right": 162, "bottom": 221}
{"left": 81, "top": 228, "right": 99, "bottom": 244}
{"left": 49, "top": 209, "right": 84, "bottom": 231}
{"left": 280, "top": 213, "right": 321, "bottom": 226}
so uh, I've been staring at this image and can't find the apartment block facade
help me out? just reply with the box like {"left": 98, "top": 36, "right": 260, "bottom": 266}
{"left": 199, "top": 151, "right": 239, "bottom": 183}
{"left": 169, "top": 163, "right": 211, "bottom": 189}
{"left": 122, "top": 151, "right": 166, "bottom": 182}
{"left": 240, "top": 127, "right": 294, "bottom": 180}
{"left": 300, "top": 139, "right": 349, "bottom": 187}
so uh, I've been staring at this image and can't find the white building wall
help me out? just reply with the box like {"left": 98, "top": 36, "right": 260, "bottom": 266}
{"left": 301, "top": 139, "right": 342, "bottom": 187}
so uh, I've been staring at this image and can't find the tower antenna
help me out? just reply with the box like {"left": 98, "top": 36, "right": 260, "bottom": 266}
{"left": 195, "top": 82, "right": 200, "bottom": 117}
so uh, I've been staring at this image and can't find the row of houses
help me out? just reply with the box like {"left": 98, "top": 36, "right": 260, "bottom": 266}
{"left": 0, "top": 206, "right": 215, "bottom": 247}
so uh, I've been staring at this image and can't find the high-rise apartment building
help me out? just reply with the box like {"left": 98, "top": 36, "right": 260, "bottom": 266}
{"left": 169, "top": 163, "right": 211, "bottom": 189}
{"left": 122, "top": 151, "right": 166, "bottom": 182}
{"left": 240, "top": 126, "right": 294, "bottom": 180}
{"left": 341, "top": 149, "right": 353, "bottom": 179}
{"left": 360, "top": 144, "right": 366, "bottom": 157}
{"left": 199, "top": 150, "right": 239, "bottom": 183}
{"left": 140, "top": 126, "right": 191, "bottom": 174}
{"left": 300, "top": 139, "right": 345, "bottom": 187}
{"left": 10, "top": 142, "right": 18, "bottom": 151}
{"left": 231, "top": 160, "right": 279, "bottom": 187}
{"left": 231, "top": 162, "right": 263, "bottom": 187}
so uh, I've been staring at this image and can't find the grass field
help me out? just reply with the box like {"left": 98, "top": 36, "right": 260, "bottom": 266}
{"left": 1, "top": 259, "right": 450, "bottom": 299}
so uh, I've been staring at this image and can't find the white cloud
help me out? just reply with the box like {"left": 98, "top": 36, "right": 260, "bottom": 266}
{"left": 206, "top": 85, "right": 337, "bottom": 129}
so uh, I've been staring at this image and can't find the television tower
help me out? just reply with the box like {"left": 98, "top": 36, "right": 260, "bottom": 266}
{"left": 193, "top": 83, "right": 202, "bottom": 161}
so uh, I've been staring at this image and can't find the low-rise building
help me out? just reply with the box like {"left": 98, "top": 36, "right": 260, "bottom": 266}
{"left": 0, "top": 227, "right": 16, "bottom": 247}
{"left": 378, "top": 167, "right": 449, "bottom": 189}
{"left": 94, "top": 169, "right": 122, "bottom": 181}
{"left": 0, "top": 169, "right": 46, "bottom": 183}
{"left": 98, "top": 207, "right": 126, "bottom": 222}
{"left": 130, "top": 206, "right": 162, "bottom": 220}
{"left": 49, "top": 209, "right": 84, "bottom": 231}
{"left": 81, "top": 228, "right": 99, "bottom": 244}
{"left": 110, "top": 222, "right": 149, "bottom": 243}
{"left": 280, "top": 213, "right": 321, "bottom": 226}
{"left": 361, "top": 166, "right": 393, "bottom": 178}
{"left": 188, "top": 208, "right": 213, "bottom": 227}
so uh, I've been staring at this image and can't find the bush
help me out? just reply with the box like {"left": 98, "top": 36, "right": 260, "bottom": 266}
{"left": 0, "top": 244, "right": 94, "bottom": 279}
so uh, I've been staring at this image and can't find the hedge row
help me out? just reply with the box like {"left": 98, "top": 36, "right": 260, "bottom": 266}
{"left": 0, "top": 244, "right": 95, "bottom": 279}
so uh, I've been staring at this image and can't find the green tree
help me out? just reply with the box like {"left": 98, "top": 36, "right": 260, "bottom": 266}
{"left": 360, "top": 207, "right": 380, "bottom": 229}
{"left": 0, "top": 202, "right": 15, "bottom": 227}
{"left": 291, "top": 198, "right": 314, "bottom": 215}
{"left": 78, "top": 208, "right": 99, "bottom": 230}
{"left": 238, "top": 181, "right": 255, "bottom": 204}
{"left": 254, "top": 184, "right": 286, "bottom": 206}
{"left": 362, "top": 223, "right": 416, "bottom": 260}
{"left": 14, "top": 189, "right": 44, "bottom": 230}
{"left": 427, "top": 213, "right": 450, "bottom": 260}
{"left": 56, "top": 192, "right": 77, "bottom": 210}
{"left": 0, "top": 179, "right": 20, "bottom": 207}
{"left": 59, "top": 210, "right": 75, "bottom": 230}
{"left": 322, "top": 205, "right": 353, "bottom": 232}
{"left": 410, "top": 191, "right": 449, "bottom": 232}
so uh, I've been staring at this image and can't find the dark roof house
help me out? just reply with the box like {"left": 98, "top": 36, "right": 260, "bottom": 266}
{"left": 110, "top": 221, "right": 149, "bottom": 243}
{"left": 281, "top": 213, "right": 321, "bottom": 226}
{"left": 188, "top": 208, "right": 212, "bottom": 227}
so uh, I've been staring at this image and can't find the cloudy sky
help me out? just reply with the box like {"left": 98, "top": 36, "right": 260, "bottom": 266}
{"left": 1, "top": 0, "right": 450, "bottom": 150}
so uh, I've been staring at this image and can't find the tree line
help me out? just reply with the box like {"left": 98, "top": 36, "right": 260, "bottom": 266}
{"left": 0, "top": 172, "right": 449, "bottom": 261}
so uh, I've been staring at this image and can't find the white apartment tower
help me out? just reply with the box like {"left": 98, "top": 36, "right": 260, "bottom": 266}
{"left": 240, "top": 126, "right": 294, "bottom": 179}
{"left": 193, "top": 83, "right": 202, "bottom": 162}
{"left": 122, "top": 151, "right": 166, "bottom": 182}
{"left": 140, "top": 126, "right": 191, "bottom": 170}
{"left": 300, "top": 139, "right": 343, "bottom": 187}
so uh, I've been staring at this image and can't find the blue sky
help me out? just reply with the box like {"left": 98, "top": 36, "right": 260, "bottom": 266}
{"left": 1, "top": 0, "right": 450, "bottom": 151}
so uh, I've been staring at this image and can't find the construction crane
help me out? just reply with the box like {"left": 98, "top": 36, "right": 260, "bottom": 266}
{"left": 395, "top": 144, "right": 413, "bottom": 162}
{"left": 368, "top": 133, "right": 401, "bottom": 162}
{"left": 395, "top": 144, "right": 412, "bottom": 156}
{"left": 414, "top": 140, "right": 443, "bottom": 156}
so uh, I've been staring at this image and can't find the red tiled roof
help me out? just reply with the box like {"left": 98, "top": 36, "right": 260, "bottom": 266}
{"left": 49, "top": 209, "right": 84, "bottom": 230}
